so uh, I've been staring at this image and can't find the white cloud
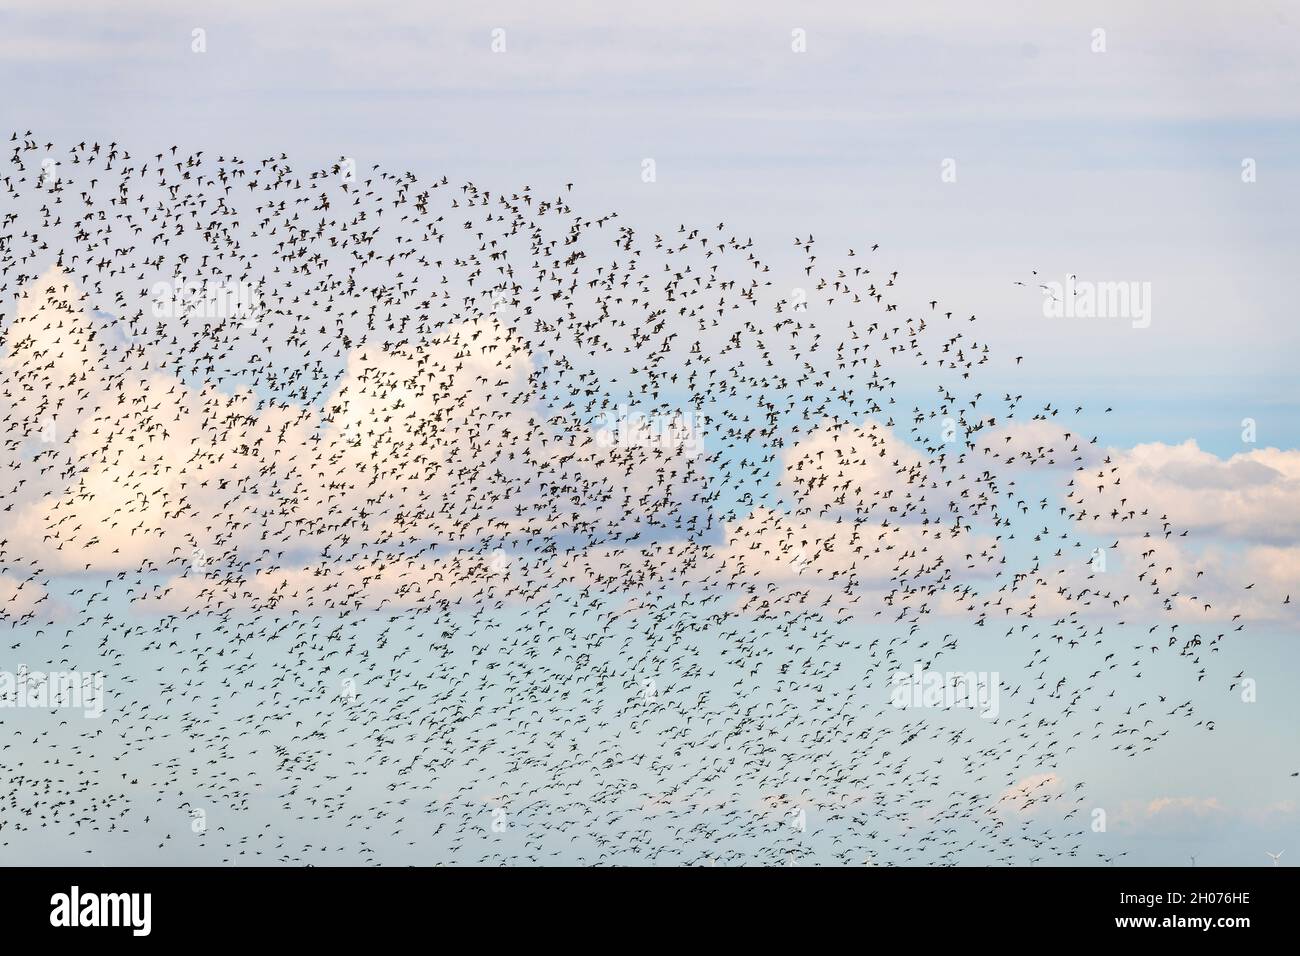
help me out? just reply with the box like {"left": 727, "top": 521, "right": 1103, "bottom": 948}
{"left": 1090, "top": 440, "right": 1300, "bottom": 544}
{"left": 1, "top": 270, "right": 706, "bottom": 589}
{"left": 993, "top": 772, "right": 1064, "bottom": 817}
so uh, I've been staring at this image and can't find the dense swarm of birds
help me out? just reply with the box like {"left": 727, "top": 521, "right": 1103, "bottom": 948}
{"left": 0, "top": 132, "right": 1265, "bottom": 865}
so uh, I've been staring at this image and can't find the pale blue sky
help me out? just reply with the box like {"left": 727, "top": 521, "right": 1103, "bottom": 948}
{"left": 0, "top": 0, "right": 1296, "bottom": 866}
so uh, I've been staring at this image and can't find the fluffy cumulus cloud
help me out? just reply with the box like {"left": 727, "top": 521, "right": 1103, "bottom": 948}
{"left": 0, "top": 268, "right": 709, "bottom": 611}
{"left": 548, "top": 412, "right": 1009, "bottom": 617}
{"left": 993, "top": 772, "right": 1065, "bottom": 817}
{"left": 0, "top": 268, "right": 1013, "bottom": 619}
{"left": 976, "top": 419, "right": 1102, "bottom": 470}
{"left": 1095, "top": 440, "right": 1300, "bottom": 545}
{"left": 6, "top": 269, "right": 1298, "bottom": 627}
{"left": 1072, "top": 440, "right": 1300, "bottom": 621}
{"left": 778, "top": 419, "right": 927, "bottom": 516}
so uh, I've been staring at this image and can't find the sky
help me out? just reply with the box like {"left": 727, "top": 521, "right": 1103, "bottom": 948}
{"left": 0, "top": 0, "right": 1296, "bottom": 866}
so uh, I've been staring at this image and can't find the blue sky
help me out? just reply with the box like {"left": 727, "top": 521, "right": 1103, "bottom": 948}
{"left": 0, "top": 1, "right": 1296, "bottom": 866}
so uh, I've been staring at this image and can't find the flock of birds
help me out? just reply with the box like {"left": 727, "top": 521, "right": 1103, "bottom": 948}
{"left": 0, "top": 132, "right": 1273, "bottom": 865}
